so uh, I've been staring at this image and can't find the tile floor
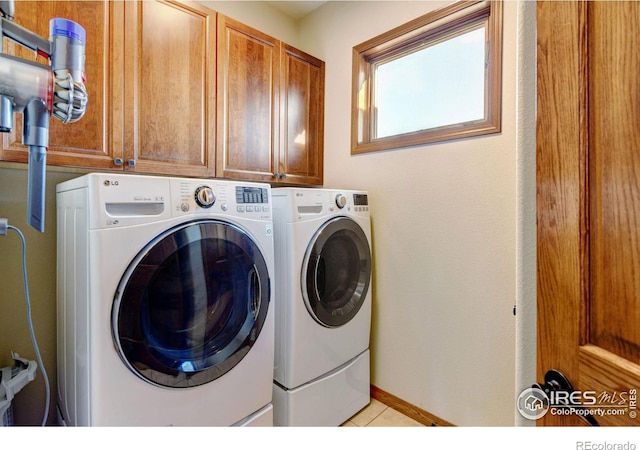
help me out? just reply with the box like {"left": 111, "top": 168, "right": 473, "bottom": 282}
{"left": 341, "top": 399, "right": 425, "bottom": 427}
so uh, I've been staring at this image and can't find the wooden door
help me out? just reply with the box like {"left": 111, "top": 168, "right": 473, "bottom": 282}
{"left": 537, "top": 0, "right": 640, "bottom": 426}
{"left": 216, "top": 14, "right": 279, "bottom": 182}
{"left": 279, "top": 44, "right": 324, "bottom": 186}
{"left": 123, "top": 0, "right": 215, "bottom": 177}
{"left": 0, "top": 0, "right": 121, "bottom": 169}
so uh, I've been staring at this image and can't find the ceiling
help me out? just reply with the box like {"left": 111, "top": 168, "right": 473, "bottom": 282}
{"left": 265, "top": 1, "right": 327, "bottom": 19}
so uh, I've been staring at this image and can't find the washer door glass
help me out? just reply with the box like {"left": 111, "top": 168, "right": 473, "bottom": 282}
{"left": 302, "top": 217, "right": 371, "bottom": 327}
{"left": 112, "top": 220, "right": 270, "bottom": 388}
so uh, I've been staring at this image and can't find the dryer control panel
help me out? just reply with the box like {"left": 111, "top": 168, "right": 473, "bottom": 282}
{"left": 326, "top": 191, "right": 369, "bottom": 214}
{"left": 272, "top": 188, "right": 370, "bottom": 221}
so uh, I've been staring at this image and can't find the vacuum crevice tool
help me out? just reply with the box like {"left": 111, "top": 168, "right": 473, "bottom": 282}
{"left": 23, "top": 98, "right": 49, "bottom": 233}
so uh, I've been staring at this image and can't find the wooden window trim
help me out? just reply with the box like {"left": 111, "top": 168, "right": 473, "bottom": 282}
{"left": 351, "top": 0, "right": 503, "bottom": 154}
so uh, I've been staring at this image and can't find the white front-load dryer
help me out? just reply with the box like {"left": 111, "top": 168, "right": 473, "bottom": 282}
{"left": 56, "top": 173, "right": 275, "bottom": 426}
{"left": 271, "top": 188, "right": 372, "bottom": 426}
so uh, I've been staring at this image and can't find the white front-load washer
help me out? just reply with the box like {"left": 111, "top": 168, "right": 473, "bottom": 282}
{"left": 56, "top": 173, "right": 275, "bottom": 426}
{"left": 271, "top": 188, "right": 372, "bottom": 426}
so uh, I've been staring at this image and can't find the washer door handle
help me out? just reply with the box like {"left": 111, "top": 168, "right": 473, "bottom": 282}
{"left": 313, "top": 254, "right": 324, "bottom": 303}
{"left": 248, "top": 265, "right": 261, "bottom": 319}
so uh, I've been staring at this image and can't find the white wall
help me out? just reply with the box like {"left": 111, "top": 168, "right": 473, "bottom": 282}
{"left": 300, "top": 1, "right": 523, "bottom": 426}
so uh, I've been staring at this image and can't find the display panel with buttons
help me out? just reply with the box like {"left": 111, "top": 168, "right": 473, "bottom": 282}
{"left": 236, "top": 187, "right": 269, "bottom": 204}
{"left": 353, "top": 194, "right": 369, "bottom": 206}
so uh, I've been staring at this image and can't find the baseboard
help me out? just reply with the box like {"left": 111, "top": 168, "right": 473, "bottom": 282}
{"left": 370, "top": 385, "right": 455, "bottom": 427}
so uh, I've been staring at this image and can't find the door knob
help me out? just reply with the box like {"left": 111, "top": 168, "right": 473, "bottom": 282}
{"left": 530, "top": 369, "right": 600, "bottom": 426}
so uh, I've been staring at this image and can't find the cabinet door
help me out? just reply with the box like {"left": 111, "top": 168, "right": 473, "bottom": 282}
{"left": 123, "top": 0, "right": 215, "bottom": 177}
{"left": 0, "top": 1, "right": 122, "bottom": 169}
{"left": 216, "top": 15, "right": 279, "bottom": 182}
{"left": 280, "top": 44, "right": 324, "bottom": 185}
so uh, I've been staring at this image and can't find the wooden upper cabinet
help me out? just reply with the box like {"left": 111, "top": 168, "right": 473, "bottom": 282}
{"left": 216, "top": 15, "right": 279, "bottom": 182}
{"left": 123, "top": 0, "right": 216, "bottom": 177}
{"left": 0, "top": 0, "right": 119, "bottom": 168}
{"left": 217, "top": 15, "right": 324, "bottom": 185}
{"left": 280, "top": 44, "right": 324, "bottom": 186}
{"left": 1, "top": 2, "right": 322, "bottom": 184}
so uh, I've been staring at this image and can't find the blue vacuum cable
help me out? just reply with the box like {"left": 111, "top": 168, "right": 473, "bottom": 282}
{"left": 7, "top": 224, "right": 50, "bottom": 426}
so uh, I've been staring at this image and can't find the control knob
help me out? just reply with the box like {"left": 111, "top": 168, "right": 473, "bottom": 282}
{"left": 195, "top": 186, "right": 215, "bottom": 208}
{"left": 335, "top": 193, "right": 347, "bottom": 209}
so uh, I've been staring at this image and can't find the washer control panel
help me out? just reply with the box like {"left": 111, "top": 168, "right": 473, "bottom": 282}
{"left": 86, "top": 174, "right": 272, "bottom": 228}
{"left": 171, "top": 178, "right": 271, "bottom": 220}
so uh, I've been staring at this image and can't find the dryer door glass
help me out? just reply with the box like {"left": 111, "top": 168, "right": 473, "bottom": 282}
{"left": 112, "top": 220, "right": 270, "bottom": 388}
{"left": 303, "top": 217, "right": 371, "bottom": 327}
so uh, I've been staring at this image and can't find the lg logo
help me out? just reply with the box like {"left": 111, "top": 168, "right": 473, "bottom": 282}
{"left": 103, "top": 180, "right": 119, "bottom": 186}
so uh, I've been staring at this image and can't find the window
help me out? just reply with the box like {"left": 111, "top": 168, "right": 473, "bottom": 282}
{"left": 351, "top": 0, "right": 503, "bottom": 154}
